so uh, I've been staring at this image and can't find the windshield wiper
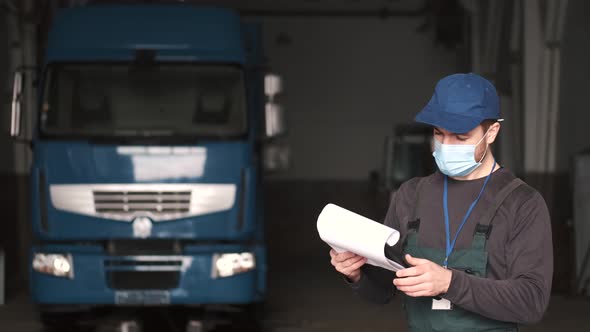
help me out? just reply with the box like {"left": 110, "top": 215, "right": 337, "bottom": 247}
{"left": 88, "top": 135, "right": 200, "bottom": 145}
{"left": 114, "top": 129, "right": 174, "bottom": 137}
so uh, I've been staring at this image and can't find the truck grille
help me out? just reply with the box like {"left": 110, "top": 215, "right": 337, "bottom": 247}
{"left": 106, "top": 240, "right": 181, "bottom": 256}
{"left": 104, "top": 256, "right": 186, "bottom": 290}
{"left": 93, "top": 190, "right": 191, "bottom": 217}
{"left": 107, "top": 271, "right": 180, "bottom": 290}
{"left": 51, "top": 183, "right": 237, "bottom": 222}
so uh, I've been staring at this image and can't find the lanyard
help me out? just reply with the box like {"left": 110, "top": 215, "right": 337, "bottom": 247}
{"left": 442, "top": 160, "right": 496, "bottom": 268}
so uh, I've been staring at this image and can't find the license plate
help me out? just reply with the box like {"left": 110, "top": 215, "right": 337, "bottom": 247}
{"left": 115, "top": 291, "right": 171, "bottom": 305}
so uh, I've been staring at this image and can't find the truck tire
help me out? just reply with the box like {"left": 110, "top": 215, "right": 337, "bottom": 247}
{"left": 40, "top": 311, "right": 92, "bottom": 332}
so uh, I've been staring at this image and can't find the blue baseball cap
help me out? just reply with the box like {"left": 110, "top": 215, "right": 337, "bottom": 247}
{"left": 415, "top": 73, "right": 503, "bottom": 134}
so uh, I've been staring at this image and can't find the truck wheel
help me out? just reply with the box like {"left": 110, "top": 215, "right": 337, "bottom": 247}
{"left": 240, "top": 302, "right": 267, "bottom": 331}
{"left": 40, "top": 312, "right": 91, "bottom": 332}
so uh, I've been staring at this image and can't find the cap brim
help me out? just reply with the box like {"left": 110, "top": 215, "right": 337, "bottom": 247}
{"left": 415, "top": 104, "right": 485, "bottom": 134}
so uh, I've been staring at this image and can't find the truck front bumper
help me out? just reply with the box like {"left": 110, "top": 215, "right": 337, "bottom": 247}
{"left": 30, "top": 243, "right": 266, "bottom": 306}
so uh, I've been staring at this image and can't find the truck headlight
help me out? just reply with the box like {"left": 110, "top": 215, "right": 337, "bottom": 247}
{"left": 32, "top": 253, "right": 73, "bottom": 278}
{"left": 212, "top": 252, "right": 255, "bottom": 278}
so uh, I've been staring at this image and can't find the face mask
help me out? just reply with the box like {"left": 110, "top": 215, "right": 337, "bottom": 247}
{"left": 432, "top": 129, "right": 489, "bottom": 177}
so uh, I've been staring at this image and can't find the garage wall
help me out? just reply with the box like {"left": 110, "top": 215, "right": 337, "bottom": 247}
{"left": 557, "top": 0, "right": 590, "bottom": 171}
{"left": 261, "top": 17, "right": 456, "bottom": 180}
{"left": 0, "top": 13, "right": 14, "bottom": 173}
{"left": 0, "top": 12, "right": 23, "bottom": 293}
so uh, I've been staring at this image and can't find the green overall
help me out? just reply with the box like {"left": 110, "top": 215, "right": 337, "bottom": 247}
{"left": 403, "top": 177, "right": 524, "bottom": 332}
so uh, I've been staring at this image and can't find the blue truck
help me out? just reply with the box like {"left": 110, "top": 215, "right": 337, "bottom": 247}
{"left": 10, "top": 4, "right": 285, "bottom": 329}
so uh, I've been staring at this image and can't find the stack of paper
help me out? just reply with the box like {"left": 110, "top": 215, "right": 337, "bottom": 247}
{"left": 317, "top": 203, "right": 405, "bottom": 272}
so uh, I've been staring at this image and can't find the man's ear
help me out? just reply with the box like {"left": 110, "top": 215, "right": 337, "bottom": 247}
{"left": 486, "top": 122, "right": 501, "bottom": 144}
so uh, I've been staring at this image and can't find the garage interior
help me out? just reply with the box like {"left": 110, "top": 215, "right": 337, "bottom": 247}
{"left": 1, "top": 0, "right": 590, "bottom": 331}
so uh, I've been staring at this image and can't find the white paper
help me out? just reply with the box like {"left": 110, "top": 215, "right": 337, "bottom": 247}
{"left": 432, "top": 298, "right": 453, "bottom": 310}
{"left": 317, "top": 203, "right": 405, "bottom": 272}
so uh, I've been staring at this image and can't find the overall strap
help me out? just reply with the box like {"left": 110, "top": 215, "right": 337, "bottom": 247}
{"left": 406, "top": 177, "right": 429, "bottom": 247}
{"left": 412, "top": 177, "right": 430, "bottom": 221}
{"left": 472, "top": 178, "right": 525, "bottom": 250}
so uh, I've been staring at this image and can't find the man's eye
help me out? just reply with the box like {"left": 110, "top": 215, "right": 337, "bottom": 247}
{"left": 434, "top": 132, "right": 442, "bottom": 136}
{"left": 457, "top": 136, "right": 468, "bottom": 141}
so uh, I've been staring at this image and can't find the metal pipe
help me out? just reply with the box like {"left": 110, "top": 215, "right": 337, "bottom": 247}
{"left": 83, "top": 0, "right": 428, "bottom": 18}
{"left": 523, "top": 0, "right": 543, "bottom": 174}
{"left": 240, "top": 7, "right": 428, "bottom": 18}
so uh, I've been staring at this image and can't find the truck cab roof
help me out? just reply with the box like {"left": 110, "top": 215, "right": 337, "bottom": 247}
{"left": 46, "top": 5, "right": 246, "bottom": 64}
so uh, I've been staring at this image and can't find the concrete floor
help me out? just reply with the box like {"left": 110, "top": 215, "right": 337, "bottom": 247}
{"left": 3, "top": 269, "right": 590, "bottom": 331}
{"left": 1, "top": 181, "right": 590, "bottom": 331}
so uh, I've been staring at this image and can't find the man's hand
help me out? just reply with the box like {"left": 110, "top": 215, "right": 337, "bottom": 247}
{"left": 329, "top": 250, "right": 367, "bottom": 283}
{"left": 393, "top": 254, "right": 452, "bottom": 297}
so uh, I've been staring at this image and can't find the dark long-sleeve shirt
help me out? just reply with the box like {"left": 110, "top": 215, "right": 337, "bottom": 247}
{"left": 349, "top": 168, "right": 553, "bottom": 325}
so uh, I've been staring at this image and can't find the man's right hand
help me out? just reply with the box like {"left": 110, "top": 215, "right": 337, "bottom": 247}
{"left": 329, "top": 249, "right": 367, "bottom": 283}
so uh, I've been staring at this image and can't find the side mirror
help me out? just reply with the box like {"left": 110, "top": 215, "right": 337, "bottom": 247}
{"left": 264, "top": 102, "right": 285, "bottom": 138}
{"left": 264, "top": 73, "right": 286, "bottom": 139}
{"left": 262, "top": 73, "right": 288, "bottom": 171}
{"left": 263, "top": 142, "right": 290, "bottom": 172}
{"left": 10, "top": 71, "right": 23, "bottom": 137}
{"left": 264, "top": 73, "right": 282, "bottom": 97}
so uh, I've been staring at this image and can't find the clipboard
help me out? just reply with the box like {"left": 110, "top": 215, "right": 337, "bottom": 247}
{"left": 317, "top": 203, "right": 407, "bottom": 272}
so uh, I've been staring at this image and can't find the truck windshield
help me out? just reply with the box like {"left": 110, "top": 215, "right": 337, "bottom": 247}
{"left": 40, "top": 64, "right": 247, "bottom": 139}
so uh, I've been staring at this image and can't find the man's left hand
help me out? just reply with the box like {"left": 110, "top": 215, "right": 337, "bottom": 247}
{"left": 393, "top": 254, "right": 452, "bottom": 297}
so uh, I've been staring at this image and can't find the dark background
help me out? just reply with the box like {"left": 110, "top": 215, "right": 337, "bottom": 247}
{"left": 1, "top": 0, "right": 589, "bottom": 331}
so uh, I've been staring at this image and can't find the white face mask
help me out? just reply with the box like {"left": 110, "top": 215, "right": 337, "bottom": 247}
{"left": 432, "top": 129, "right": 490, "bottom": 177}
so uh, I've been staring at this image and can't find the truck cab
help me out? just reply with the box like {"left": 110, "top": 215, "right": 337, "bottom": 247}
{"left": 9, "top": 4, "right": 285, "bottom": 326}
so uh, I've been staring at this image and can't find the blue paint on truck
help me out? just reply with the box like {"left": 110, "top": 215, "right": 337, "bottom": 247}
{"left": 28, "top": 5, "right": 270, "bottom": 312}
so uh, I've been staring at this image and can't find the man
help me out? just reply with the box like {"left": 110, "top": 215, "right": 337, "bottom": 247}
{"left": 329, "top": 73, "right": 553, "bottom": 331}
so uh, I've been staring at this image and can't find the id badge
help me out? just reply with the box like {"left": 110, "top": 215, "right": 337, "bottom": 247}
{"left": 432, "top": 297, "right": 453, "bottom": 310}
